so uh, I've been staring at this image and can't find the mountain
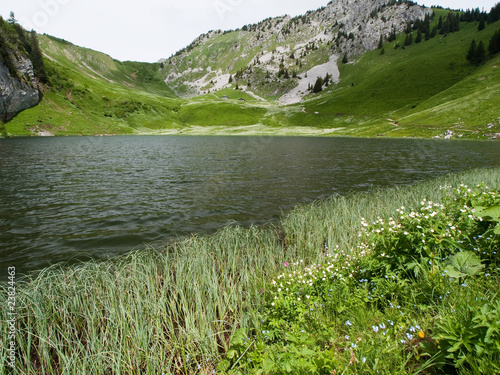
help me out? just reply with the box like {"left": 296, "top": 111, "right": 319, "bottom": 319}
{"left": 2, "top": 1, "right": 500, "bottom": 139}
{"left": 161, "top": 0, "right": 431, "bottom": 103}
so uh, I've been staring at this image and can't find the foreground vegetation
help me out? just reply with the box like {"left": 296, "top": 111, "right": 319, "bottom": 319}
{"left": 1, "top": 167, "right": 499, "bottom": 374}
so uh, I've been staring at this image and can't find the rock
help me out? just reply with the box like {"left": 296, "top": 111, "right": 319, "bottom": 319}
{"left": 0, "top": 56, "right": 41, "bottom": 123}
{"left": 443, "top": 130, "right": 454, "bottom": 139}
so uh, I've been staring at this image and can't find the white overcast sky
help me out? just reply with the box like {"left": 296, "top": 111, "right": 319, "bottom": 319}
{"left": 1, "top": 0, "right": 498, "bottom": 62}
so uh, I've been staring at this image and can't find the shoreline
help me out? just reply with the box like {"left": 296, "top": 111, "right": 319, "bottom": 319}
{"left": 2, "top": 124, "right": 500, "bottom": 140}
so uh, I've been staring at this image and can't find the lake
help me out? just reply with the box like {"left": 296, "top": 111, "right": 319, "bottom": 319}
{"left": 1, "top": 135, "right": 499, "bottom": 279}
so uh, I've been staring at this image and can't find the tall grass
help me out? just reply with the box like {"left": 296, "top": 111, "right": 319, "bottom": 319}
{"left": 1, "top": 167, "right": 500, "bottom": 374}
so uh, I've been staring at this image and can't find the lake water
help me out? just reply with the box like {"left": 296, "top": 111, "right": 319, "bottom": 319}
{"left": 1, "top": 136, "right": 499, "bottom": 278}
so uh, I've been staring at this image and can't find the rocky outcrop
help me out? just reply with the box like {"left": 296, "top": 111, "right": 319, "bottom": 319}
{"left": 0, "top": 55, "right": 41, "bottom": 123}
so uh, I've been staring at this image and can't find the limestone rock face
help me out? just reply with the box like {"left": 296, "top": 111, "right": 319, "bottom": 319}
{"left": 0, "top": 55, "right": 41, "bottom": 123}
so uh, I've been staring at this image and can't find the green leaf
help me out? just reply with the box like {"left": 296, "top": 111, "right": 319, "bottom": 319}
{"left": 229, "top": 328, "right": 246, "bottom": 348}
{"left": 494, "top": 224, "right": 500, "bottom": 235}
{"left": 217, "top": 359, "right": 231, "bottom": 372}
{"left": 446, "top": 251, "right": 484, "bottom": 278}
{"left": 227, "top": 349, "right": 238, "bottom": 359}
{"left": 447, "top": 340, "right": 463, "bottom": 353}
{"left": 474, "top": 205, "right": 500, "bottom": 221}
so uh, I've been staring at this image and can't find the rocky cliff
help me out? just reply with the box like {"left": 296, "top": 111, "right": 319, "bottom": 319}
{"left": 0, "top": 55, "right": 41, "bottom": 123}
{"left": 0, "top": 17, "right": 43, "bottom": 125}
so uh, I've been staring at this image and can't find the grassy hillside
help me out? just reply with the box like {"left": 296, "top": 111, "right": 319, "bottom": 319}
{"left": 288, "top": 9, "right": 500, "bottom": 138}
{"left": 3, "top": 35, "right": 183, "bottom": 136}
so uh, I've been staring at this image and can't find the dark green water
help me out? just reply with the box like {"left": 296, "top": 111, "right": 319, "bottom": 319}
{"left": 1, "top": 136, "right": 499, "bottom": 278}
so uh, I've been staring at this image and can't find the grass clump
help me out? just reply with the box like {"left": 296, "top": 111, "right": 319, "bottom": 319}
{"left": 1, "top": 167, "right": 500, "bottom": 374}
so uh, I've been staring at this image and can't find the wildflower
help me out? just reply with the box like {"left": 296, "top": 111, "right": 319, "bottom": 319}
{"left": 284, "top": 262, "right": 289, "bottom": 267}
{"left": 345, "top": 335, "right": 350, "bottom": 340}
{"left": 418, "top": 331, "right": 425, "bottom": 339}
{"left": 345, "top": 320, "right": 353, "bottom": 326}
{"left": 361, "top": 357, "right": 366, "bottom": 363}
{"left": 372, "top": 326, "right": 379, "bottom": 333}
{"left": 351, "top": 343, "right": 357, "bottom": 348}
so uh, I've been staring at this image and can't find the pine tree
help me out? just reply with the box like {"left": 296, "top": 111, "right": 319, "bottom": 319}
{"left": 8, "top": 11, "right": 17, "bottom": 24}
{"left": 312, "top": 77, "right": 323, "bottom": 93}
{"left": 430, "top": 25, "right": 438, "bottom": 38}
{"left": 466, "top": 39, "right": 487, "bottom": 65}
{"left": 378, "top": 35, "right": 384, "bottom": 49}
{"left": 466, "top": 39, "right": 477, "bottom": 63}
{"left": 489, "top": 30, "right": 500, "bottom": 55}
{"left": 30, "top": 31, "right": 48, "bottom": 84}
{"left": 475, "top": 40, "right": 486, "bottom": 65}
{"left": 424, "top": 23, "right": 431, "bottom": 41}
{"left": 478, "top": 19, "right": 486, "bottom": 31}
{"left": 437, "top": 16, "right": 443, "bottom": 30}
{"left": 342, "top": 53, "right": 348, "bottom": 64}
{"left": 415, "top": 30, "right": 422, "bottom": 43}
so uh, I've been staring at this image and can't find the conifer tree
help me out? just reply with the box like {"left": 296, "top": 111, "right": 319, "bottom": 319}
{"left": 489, "top": 30, "right": 500, "bottom": 55}
{"left": 30, "top": 31, "right": 48, "bottom": 84}
{"left": 478, "top": 18, "right": 486, "bottom": 31}
{"left": 424, "top": 23, "right": 431, "bottom": 41}
{"left": 466, "top": 39, "right": 477, "bottom": 63}
{"left": 475, "top": 40, "right": 486, "bottom": 65}
{"left": 342, "top": 53, "right": 348, "bottom": 64}
{"left": 312, "top": 77, "right": 323, "bottom": 93}
{"left": 430, "top": 25, "right": 438, "bottom": 38}
{"left": 8, "top": 11, "right": 17, "bottom": 24}
{"left": 415, "top": 30, "right": 422, "bottom": 43}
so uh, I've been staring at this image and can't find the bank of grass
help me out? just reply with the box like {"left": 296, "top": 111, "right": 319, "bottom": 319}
{"left": 1, "top": 167, "right": 500, "bottom": 374}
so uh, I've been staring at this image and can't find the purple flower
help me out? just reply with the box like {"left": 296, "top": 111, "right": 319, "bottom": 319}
{"left": 284, "top": 262, "right": 289, "bottom": 267}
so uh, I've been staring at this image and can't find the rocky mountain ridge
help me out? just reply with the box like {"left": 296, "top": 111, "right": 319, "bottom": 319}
{"left": 161, "top": 0, "right": 432, "bottom": 102}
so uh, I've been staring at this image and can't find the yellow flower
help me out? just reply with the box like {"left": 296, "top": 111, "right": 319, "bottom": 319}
{"left": 418, "top": 331, "right": 425, "bottom": 339}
